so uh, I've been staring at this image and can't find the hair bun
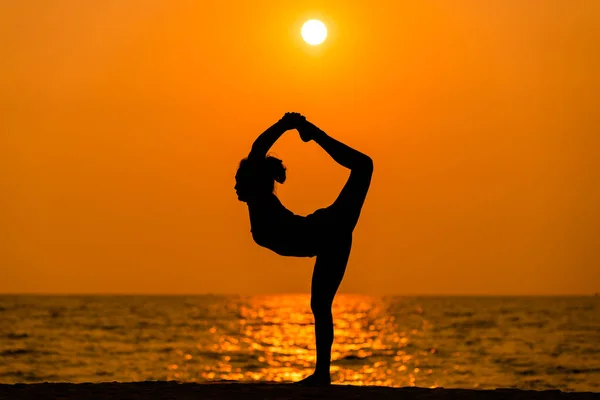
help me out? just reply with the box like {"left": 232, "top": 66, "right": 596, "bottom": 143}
{"left": 265, "top": 156, "right": 286, "bottom": 184}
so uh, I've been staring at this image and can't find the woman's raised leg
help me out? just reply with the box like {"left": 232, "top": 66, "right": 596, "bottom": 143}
{"left": 301, "top": 120, "right": 373, "bottom": 232}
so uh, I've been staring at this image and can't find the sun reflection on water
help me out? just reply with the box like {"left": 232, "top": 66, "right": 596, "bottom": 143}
{"left": 162, "top": 294, "right": 441, "bottom": 387}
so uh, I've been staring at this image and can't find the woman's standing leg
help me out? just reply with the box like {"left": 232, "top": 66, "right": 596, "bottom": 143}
{"left": 295, "top": 117, "right": 373, "bottom": 384}
{"left": 298, "top": 234, "right": 352, "bottom": 385}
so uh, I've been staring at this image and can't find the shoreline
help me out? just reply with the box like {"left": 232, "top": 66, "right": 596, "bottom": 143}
{"left": 0, "top": 381, "right": 597, "bottom": 400}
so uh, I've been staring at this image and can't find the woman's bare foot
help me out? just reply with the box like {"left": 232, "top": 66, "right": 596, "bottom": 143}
{"left": 294, "top": 373, "right": 331, "bottom": 386}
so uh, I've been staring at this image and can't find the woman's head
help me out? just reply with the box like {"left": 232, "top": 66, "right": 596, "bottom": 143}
{"left": 235, "top": 156, "right": 286, "bottom": 202}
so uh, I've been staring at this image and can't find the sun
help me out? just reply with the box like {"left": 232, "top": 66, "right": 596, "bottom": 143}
{"left": 301, "top": 19, "right": 327, "bottom": 45}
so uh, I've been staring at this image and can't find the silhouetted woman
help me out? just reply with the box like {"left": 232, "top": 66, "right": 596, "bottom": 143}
{"left": 235, "top": 112, "right": 373, "bottom": 385}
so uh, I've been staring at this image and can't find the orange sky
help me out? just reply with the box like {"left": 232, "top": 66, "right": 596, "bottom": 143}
{"left": 1, "top": 1, "right": 599, "bottom": 295}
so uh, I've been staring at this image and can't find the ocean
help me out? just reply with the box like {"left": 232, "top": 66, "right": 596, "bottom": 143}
{"left": 1, "top": 295, "right": 598, "bottom": 391}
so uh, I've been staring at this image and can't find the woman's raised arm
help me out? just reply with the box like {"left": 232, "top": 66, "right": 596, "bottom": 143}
{"left": 248, "top": 113, "right": 302, "bottom": 160}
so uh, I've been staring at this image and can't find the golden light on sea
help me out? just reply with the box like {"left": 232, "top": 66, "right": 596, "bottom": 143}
{"left": 163, "top": 295, "right": 437, "bottom": 387}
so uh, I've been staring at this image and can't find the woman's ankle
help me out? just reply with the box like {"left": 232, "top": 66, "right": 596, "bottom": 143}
{"left": 314, "top": 367, "right": 331, "bottom": 378}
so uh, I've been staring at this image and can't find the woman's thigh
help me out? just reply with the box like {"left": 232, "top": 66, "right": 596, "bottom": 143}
{"left": 330, "top": 169, "right": 372, "bottom": 232}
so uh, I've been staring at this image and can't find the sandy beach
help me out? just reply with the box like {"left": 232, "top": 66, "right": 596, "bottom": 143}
{"left": 0, "top": 382, "right": 597, "bottom": 400}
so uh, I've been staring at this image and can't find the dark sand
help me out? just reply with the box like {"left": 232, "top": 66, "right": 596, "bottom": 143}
{"left": 0, "top": 381, "right": 597, "bottom": 400}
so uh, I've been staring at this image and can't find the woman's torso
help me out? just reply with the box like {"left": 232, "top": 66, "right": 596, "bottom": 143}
{"left": 248, "top": 195, "right": 325, "bottom": 257}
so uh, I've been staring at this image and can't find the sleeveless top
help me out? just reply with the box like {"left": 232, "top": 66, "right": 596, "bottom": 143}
{"left": 248, "top": 195, "right": 325, "bottom": 258}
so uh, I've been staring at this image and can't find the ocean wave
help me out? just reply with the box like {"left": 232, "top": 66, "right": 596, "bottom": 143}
{"left": 83, "top": 324, "right": 124, "bottom": 331}
{"left": 4, "top": 333, "right": 29, "bottom": 339}
{"left": 546, "top": 366, "right": 600, "bottom": 375}
{"left": 0, "top": 349, "right": 57, "bottom": 357}
{"left": 338, "top": 354, "right": 371, "bottom": 361}
{"left": 0, "top": 349, "right": 30, "bottom": 356}
{"left": 514, "top": 369, "right": 537, "bottom": 376}
{"left": 0, "top": 370, "right": 60, "bottom": 382}
{"left": 443, "top": 311, "right": 474, "bottom": 318}
{"left": 555, "top": 323, "right": 600, "bottom": 332}
{"left": 514, "top": 321, "right": 547, "bottom": 328}
{"left": 448, "top": 319, "right": 497, "bottom": 330}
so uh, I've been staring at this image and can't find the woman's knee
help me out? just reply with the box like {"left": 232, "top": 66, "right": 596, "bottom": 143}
{"left": 354, "top": 154, "right": 373, "bottom": 175}
{"left": 310, "top": 298, "right": 332, "bottom": 317}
